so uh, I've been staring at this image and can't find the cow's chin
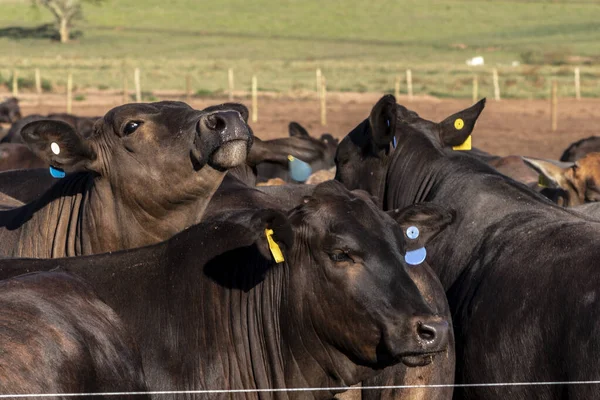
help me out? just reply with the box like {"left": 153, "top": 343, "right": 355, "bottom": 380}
{"left": 209, "top": 140, "right": 248, "bottom": 171}
{"left": 400, "top": 353, "right": 436, "bottom": 367}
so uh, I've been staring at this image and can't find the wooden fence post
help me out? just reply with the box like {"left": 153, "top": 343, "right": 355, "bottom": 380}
{"left": 406, "top": 69, "right": 413, "bottom": 100}
{"left": 575, "top": 67, "right": 581, "bottom": 100}
{"left": 66, "top": 72, "right": 73, "bottom": 114}
{"left": 320, "top": 76, "right": 327, "bottom": 126}
{"left": 228, "top": 68, "right": 234, "bottom": 101}
{"left": 316, "top": 68, "right": 322, "bottom": 95}
{"left": 551, "top": 80, "right": 558, "bottom": 131}
{"left": 134, "top": 68, "right": 142, "bottom": 103}
{"left": 493, "top": 68, "right": 501, "bottom": 101}
{"left": 251, "top": 75, "right": 258, "bottom": 123}
{"left": 472, "top": 75, "right": 479, "bottom": 103}
{"left": 35, "top": 69, "right": 41, "bottom": 95}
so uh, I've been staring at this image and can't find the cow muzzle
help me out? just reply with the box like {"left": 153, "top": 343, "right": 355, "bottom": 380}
{"left": 195, "top": 110, "right": 252, "bottom": 171}
{"left": 384, "top": 315, "right": 450, "bottom": 367}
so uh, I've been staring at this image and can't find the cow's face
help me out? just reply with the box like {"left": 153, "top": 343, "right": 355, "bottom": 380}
{"left": 524, "top": 153, "right": 600, "bottom": 206}
{"left": 335, "top": 95, "right": 485, "bottom": 200}
{"left": 20, "top": 101, "right": 252, "bottom": 206}
{"left": 285, "top": 181, "right": 453, "bottom": 368}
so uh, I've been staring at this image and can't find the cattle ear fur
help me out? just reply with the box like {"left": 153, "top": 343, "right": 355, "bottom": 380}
{"left": 20, "top": 120, "right": 98, "bottom": 174}
{"left": 439, "top": 98, "right": 486, "bottom": 147}
{"left": 388, "top": 203, "right": 454, "bottom": 252}
{"left": 369, "top": 95, "right": 397, "bottom": 148}
{"left": 251, "top": 209, "right": 294, "bottom": 263}
{"left": 288, "top": 122, "right": 310, "bottom": 138}
{"left": 522, "top": 157, "right": 574, "bottom": 189}
{"left": 203, "top": 103, "right": 249, "bottom": 123}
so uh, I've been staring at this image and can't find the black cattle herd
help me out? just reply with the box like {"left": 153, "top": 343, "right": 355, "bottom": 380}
{"left": 0, "top": 96, "right": 599, "bottom": 400}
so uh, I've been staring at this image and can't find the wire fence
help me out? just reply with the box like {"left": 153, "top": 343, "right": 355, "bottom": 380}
{"left": 4, "top": 381, "right": 600, "bottom": 398}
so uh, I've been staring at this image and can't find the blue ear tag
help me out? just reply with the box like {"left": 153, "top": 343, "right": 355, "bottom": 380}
{"left": 405, "top": 247, "right": 427, "bottom": 266}
{"left": 392, "top": 136, "right": 397, "bottom": 149}
{"left": 49, "top": 166, "right": 66, "bottom": 179}
{"left": 404, "top": 225, "right": 424, "bottom": 265}
{"left": 288, "top": 155, "right": 312, "bottom": 183}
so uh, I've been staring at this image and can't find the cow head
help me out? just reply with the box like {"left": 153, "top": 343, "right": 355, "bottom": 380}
{"left": 335, "top": 95, "right": 485, "bottom": 201}
{"left": 280, "top": 181, "right": 453, "bottom": 370}
{"left": 20, "top": 100, "right": 252, "bottom": 202}
{"left": 523, "top": 153, "right": 600, "bottom": 206}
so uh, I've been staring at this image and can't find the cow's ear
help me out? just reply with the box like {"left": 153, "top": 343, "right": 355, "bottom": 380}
{"left": 251, "top": 209, "right": 294, "bottom": 264}
{"left": 522, "top": 157, "right": 573, "bottom": 189}
{"left": 203, "top": 103, "right": 249, "bottom": 123}
{"left": 388, "top": 203, "right": 454, "bottom": 252}
{"left": 369, "top": 95, "right": 397, "bottom": 148}
{"left": 288, "top": 122, "right": 310, "bottom": 138}
{"left": 439, "top": 98, "right": 486, "bottom": 147}
{"left": 20, "top": 120, "right": 99, "bottom": 174}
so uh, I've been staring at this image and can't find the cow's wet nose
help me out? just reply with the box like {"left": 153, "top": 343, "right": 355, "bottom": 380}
{"left": 198, "top": 110, "right": 248, "bottom": 143}
{"left": 414, "top": 316, "right": 449, "bottom": 352}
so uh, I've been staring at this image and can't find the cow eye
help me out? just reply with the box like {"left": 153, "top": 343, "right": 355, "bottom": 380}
{"left": 329, "top": 251, "right": 353, "bottom": 263}
{"left": 123, "top": 121, "right": 142, "bottom": 135}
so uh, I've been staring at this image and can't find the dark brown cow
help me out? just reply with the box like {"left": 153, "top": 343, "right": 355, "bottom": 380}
{"left": 0, "top": 97, "right": 21, "bottom": 124}
{"left": 2, "top": 113, "right": 100, "bottom": 144}
{"left": 0, "top": 181, "right": 453, "bottom": 399}
{"left": 0, "top": 101, "right": 253, "bottom": 258}
{"left": 523, "top": 152, "right": 600, "bottom": 206}
{"left": 0, "top": 143, "right": 45, "bottom": 172}
{"left": 0, "top": 272, "right": 149, "bottom": 399}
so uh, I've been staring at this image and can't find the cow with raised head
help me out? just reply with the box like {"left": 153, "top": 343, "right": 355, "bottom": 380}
{"left": 0, "top": 181, "right": 453, "bottom": 399}
{"left": 335, "top": 95, "right": 600, "bottom": 400}
{"left": 0, "top": 271, "right": 149, "bottom": 399}
{"left": 0, "top": 100, "right": 253, "bottom": 258}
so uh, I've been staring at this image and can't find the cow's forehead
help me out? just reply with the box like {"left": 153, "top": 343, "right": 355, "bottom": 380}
{"left": 299, "top": 185, "right": 396, "bottom": 236}
{"left": 103, "top": 101, "right": 195, "bottom": 123}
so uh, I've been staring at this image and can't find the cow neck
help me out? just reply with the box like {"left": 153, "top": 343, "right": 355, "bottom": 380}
{"left": 278, "top": 229, "right": 379, "bottom": 399}
{"left": 83, "top": 165, "right": 226, "bottom": 255}
{"left": 384, "top": 136, "right": 574, "bottom": 289}
{"left": 11, "top": 172, "right": 93, "bottom": 258}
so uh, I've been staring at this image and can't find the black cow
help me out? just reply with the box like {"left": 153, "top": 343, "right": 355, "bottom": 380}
{"left": 336, "top": 95, "right": 600, "bottom": 400}
{"left": 0, "top": 101, "right": 252, "bottom": 258}
{"left": 561, "top": 136, "right": 600, "bottom": 162}
{"left": 0, "top": 143, "right": 45, "bottom": 172}
{"left": 2, "top": 113, "right": 100, "bottom": 144}
{"left": 252, "top": 123, "right": 337, "bottom": 184}
{"left": 0, "top": 97, "right": 21, "bottom": 124}
{"left": 0, "top": 271, "right": 148, "bottom": 399}
{"left": 0, "top": 181, "right": 453, "bottom": 399}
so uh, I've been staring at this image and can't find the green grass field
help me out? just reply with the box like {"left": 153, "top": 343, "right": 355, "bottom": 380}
{"left": 0, "top": 0, "right": 599, "bottom": 98}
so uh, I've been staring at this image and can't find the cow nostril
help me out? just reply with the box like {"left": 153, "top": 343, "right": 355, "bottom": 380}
{"left": 417, "top": 322, "right": 437, "bottom": 343}
{"left": 204, "top": 114, "right": 226, "bottom": 132}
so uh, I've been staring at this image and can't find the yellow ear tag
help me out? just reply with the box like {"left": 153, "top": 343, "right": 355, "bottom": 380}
{"left": 454, "top": 118, "right": 465, "bottom": 130}
{"left": 265, "top": 229, "right": 285, "bottom": 263}
{"left": 538, "top": 174, "right": 549, "bottom": 188}
{"left": 452, "top": 135, "right": 472, "bottom": 151}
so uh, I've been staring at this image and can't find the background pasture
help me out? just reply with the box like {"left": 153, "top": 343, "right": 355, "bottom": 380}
{"left": 1, "top": 0, "right": 600, "bottom": 98}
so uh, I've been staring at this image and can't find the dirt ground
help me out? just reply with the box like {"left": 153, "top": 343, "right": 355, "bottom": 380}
{"left": 7, "top": 91, "right": 600, "bottom": 160}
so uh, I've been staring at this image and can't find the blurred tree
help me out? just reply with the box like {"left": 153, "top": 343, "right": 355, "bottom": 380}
{"left": 32, "top": 0, "right": 104, "bottom": 43}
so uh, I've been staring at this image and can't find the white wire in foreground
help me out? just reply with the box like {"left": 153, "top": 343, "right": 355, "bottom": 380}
{"left": 3, "top": 381, "right": 600, "bottom": 398}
